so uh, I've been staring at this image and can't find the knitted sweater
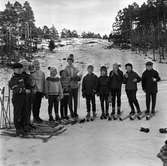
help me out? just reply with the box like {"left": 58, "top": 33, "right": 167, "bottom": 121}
{"left": 45, "top": 77, "right": 63, "bottom": 96}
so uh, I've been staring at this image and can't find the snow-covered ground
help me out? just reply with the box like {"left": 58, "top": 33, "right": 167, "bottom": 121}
{"left": 0, "top": 39, "right": 167, "bottom": 166}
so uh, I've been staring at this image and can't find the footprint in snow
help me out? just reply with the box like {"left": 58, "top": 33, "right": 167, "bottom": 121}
{"left": 33, "top": 160, "right": 40, "bottom": 165}
{"left": 7, "top": 149, "right": 13, "bottom": 153}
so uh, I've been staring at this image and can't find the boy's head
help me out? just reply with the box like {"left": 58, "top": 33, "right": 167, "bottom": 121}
{"left": 146, "top": 61, "right": 153, "bottom": 71}
{"left": 48, "top": 67, "right": 57, "bottom": 77}
{"left": 125, "top": 63, "right": 133, "bottom": 72}
{"left": 100, "top": 66, "right": 107, "bottom": 76}
{"left": 12, "top": 63, "right": 23, "bottom": 74}
{"left": 67, "top": 54, "right": 74, "bottom": 65}
{"left": 33, "top": 60, "right": 40, "bottom": 70}
{"left": 87, "top": 65, "right": 94, "bottom": 74}
{"left": 29, "top": 64, "right": 35, "bottom": 73}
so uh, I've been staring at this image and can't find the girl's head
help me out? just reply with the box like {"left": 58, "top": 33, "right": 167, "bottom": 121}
{"left": 100, "top": 66, "right": 107, "bottom": 76}
{"left": 33, "top": 60, "right": 40, "bottom": 70}
{"left": 125, "top": 63, "right": 133, "bottom": 72}
{"left": 87, "top": 65, "right": 94, "bottom": 74}
{"left": 48, "top": 67, "right": 57, "bottom": 77}
{"left": 60, "top": 70, "right": 67, "bottom": 78}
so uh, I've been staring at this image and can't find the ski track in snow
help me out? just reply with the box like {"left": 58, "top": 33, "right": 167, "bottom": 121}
{"left": 0, "top": 39, "right": 166, "bottom": 166}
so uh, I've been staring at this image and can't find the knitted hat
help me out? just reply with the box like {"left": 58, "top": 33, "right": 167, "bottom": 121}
{"left": 48, "top": 67, "right": 57, "bottom": 72}
{"left": 146, "top": 61, "right": 153, "bottom": 66}
{"left": 125, "top": 63, "right": 133, "bottom": 68}
{"left": 12, "top": 63, "right": 23, "bottom": 69}
{"left": 100, "top": 66, "right": 107, "bottom": 72}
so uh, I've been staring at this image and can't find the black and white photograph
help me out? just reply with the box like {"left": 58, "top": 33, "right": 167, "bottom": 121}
{"left": 0, "top": 0, "right": 167, "bottom": 165}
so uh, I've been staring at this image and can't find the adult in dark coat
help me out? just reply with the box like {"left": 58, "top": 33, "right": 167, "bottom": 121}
{"left": 123, "top": 63, "right": 141, "bottom": 115}
{"left": 142, "top": 61, "right": 161, "bottom": 114}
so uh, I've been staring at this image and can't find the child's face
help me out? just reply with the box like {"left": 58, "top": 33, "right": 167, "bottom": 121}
{"left": 113, "top": 64, "right": 118, "bottom": 71}
{"left": 146, "top": 65, "right": 152, "bottom": 70}
{"left": 34, "top": 62, "right": 40, "bottom": 70}
{"left": 14, "top": 68, "right": 23, "bottom": 74}
{"left": 88, "top": 67, "right": 93, "bottom": 74}
{"left": 68, "top": 60, "right": 73, "bottom": 66}
{"left": 101, "top": 70, "right": 106, "bottom": 76}
{"left": 126, "top": 66, "right": 132, "bottom": 72}
{"left": 50, "top": 70, "right": 57, "bottom": 77}
{"left": 61, "top": 71, "right": 67, "bottom": 78}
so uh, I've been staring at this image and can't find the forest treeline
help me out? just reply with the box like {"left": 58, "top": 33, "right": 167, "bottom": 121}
{"left": 0, "top": 1, "right": 108, "bottom": 62}
{"left": 110, "top": 0, "right": 167, "bottom": 61}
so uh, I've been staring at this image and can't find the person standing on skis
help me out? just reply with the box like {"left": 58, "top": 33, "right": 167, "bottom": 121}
{"left": 64, "top": 54, "right": 81, "bottom": 118}
{"left": 123, "top": 63, "right": 141, "bottom": 115}
{"left": 82, "top": 65, "right": 98, "bottom": 119}
{"left": 97, "top": 66, "right": 110, "bottom": 119}
{"left": 142, "top": 61, "right": 161, "bottom": 115}
{"left": 108, "top": 63, "right": 123, "bottom": 116}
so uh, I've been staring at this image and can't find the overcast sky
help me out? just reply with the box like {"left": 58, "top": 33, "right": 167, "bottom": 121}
{"left": 0, "top": 0, "right": 146, "bottom": 35}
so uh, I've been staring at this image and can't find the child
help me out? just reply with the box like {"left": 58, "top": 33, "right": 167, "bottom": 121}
{"left": 97, "top": 66, "right": 110, "bottom": 119}
{"left": 45, "top": 67, "right": 63, "bottom": 121}
{"left": 109, "top": 63, "right": 123, "bottom": 115}
{"left": 142, "top": 61, "right": 161, "bottom": 115}
{"left": 60, "top": 70, "right": 71, "bottom": 120}
{"left": 31, "top": 60, "right": 45, "bottom": 123}
{"left": 64, "top": 55, "right": 81, "bottom": 118}
{"left": 82, "top": 65, "right": 98, "bottom": 119}
{"left": 9, "top": 63, "right": 27, "bottom": 136}
{"left": 123, "top": 63, "right": 141, "bottom": 115}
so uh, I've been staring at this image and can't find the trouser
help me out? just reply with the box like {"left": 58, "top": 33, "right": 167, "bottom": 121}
{"left": 126, "top": 90, "right": 141, "bottom": 112}
{"left": 100, "top": 94, "right": 109, "bottom": 114}
{"left": 69, "top": 88, "right": 78, "bottom": 115}
{"left": 60, "top": 95, "right": 69, "bottom": 118}
{"left": 146, "top": 92, "right": 157, "bottom": 112}
{"left": 25, "top": 93, "right": 32, "bottom": 125}
{"left": 32, "top": 92, "right": 43, "bottom": 120}
{"left": 86, "top": 94, "right": 96, "bottom": 113}
{"left": 48, "top": 95, "right": 59, "bottom": 117}
{"left": 111, "top": 89, "right": 121, "bottom": 111}
{"left": 12, "top": 94, "right": 26, "bottom": 130}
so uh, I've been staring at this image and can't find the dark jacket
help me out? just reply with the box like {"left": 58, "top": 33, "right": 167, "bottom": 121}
{"left": 109, "top": 70, "right": 123, "bottom": 90}
{"left": 123, "top": 71, "right": 141, "bottom": 90}
{"left": 142, "top": 69, "right": 161, "bottom": 93}
{"left": 9, "top": 73, "right": 26, "bottom": 95}
{"left": 82, "top": 73, "right": 98, "bottom": 96}
{"left": 97, "top": 75, "right": 110, "bottom": 96}
{"left": 22, "top": 72, "right": 35, "bottom": 92}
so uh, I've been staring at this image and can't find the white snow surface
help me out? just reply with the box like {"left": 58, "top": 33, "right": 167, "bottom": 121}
{"left": 0, "top": 39, "right": 167, "bottom": 166}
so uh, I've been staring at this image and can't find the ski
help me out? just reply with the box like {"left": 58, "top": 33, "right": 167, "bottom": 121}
{"left": 119, "top": 114, "right": 132, "bottom": 121}
{"left": 0, "top": 126, "right": 66, "bottom": 143}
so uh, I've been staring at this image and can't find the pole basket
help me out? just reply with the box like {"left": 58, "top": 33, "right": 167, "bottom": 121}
{"left": 0, "top": 86, "right": 12, "bottom": 129}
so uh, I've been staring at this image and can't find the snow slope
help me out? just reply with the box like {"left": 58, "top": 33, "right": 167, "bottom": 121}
{"left": 0, "top": 39, "right": 167, "bottom": 166}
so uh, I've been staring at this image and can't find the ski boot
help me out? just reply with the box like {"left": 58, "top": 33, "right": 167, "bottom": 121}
{"left": 16, "top": 129, "right": 27, "bottom": 137}
{"left": 100, "top": 113, "right": 105, "bottom": 120}
{"left": 55, "top": 115, "right": 61, "bottom": 122}
{"left": 105, "top": 112, "right": 109, "bottom": 119}
{"left": 108, "top": 112, "right": 115, "bottom": 121}
{"left": 86, "top": 112, "right": 91, "bottom": 121}
{"left": 49, "top": 115, "right": 54, "bottom": 122}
